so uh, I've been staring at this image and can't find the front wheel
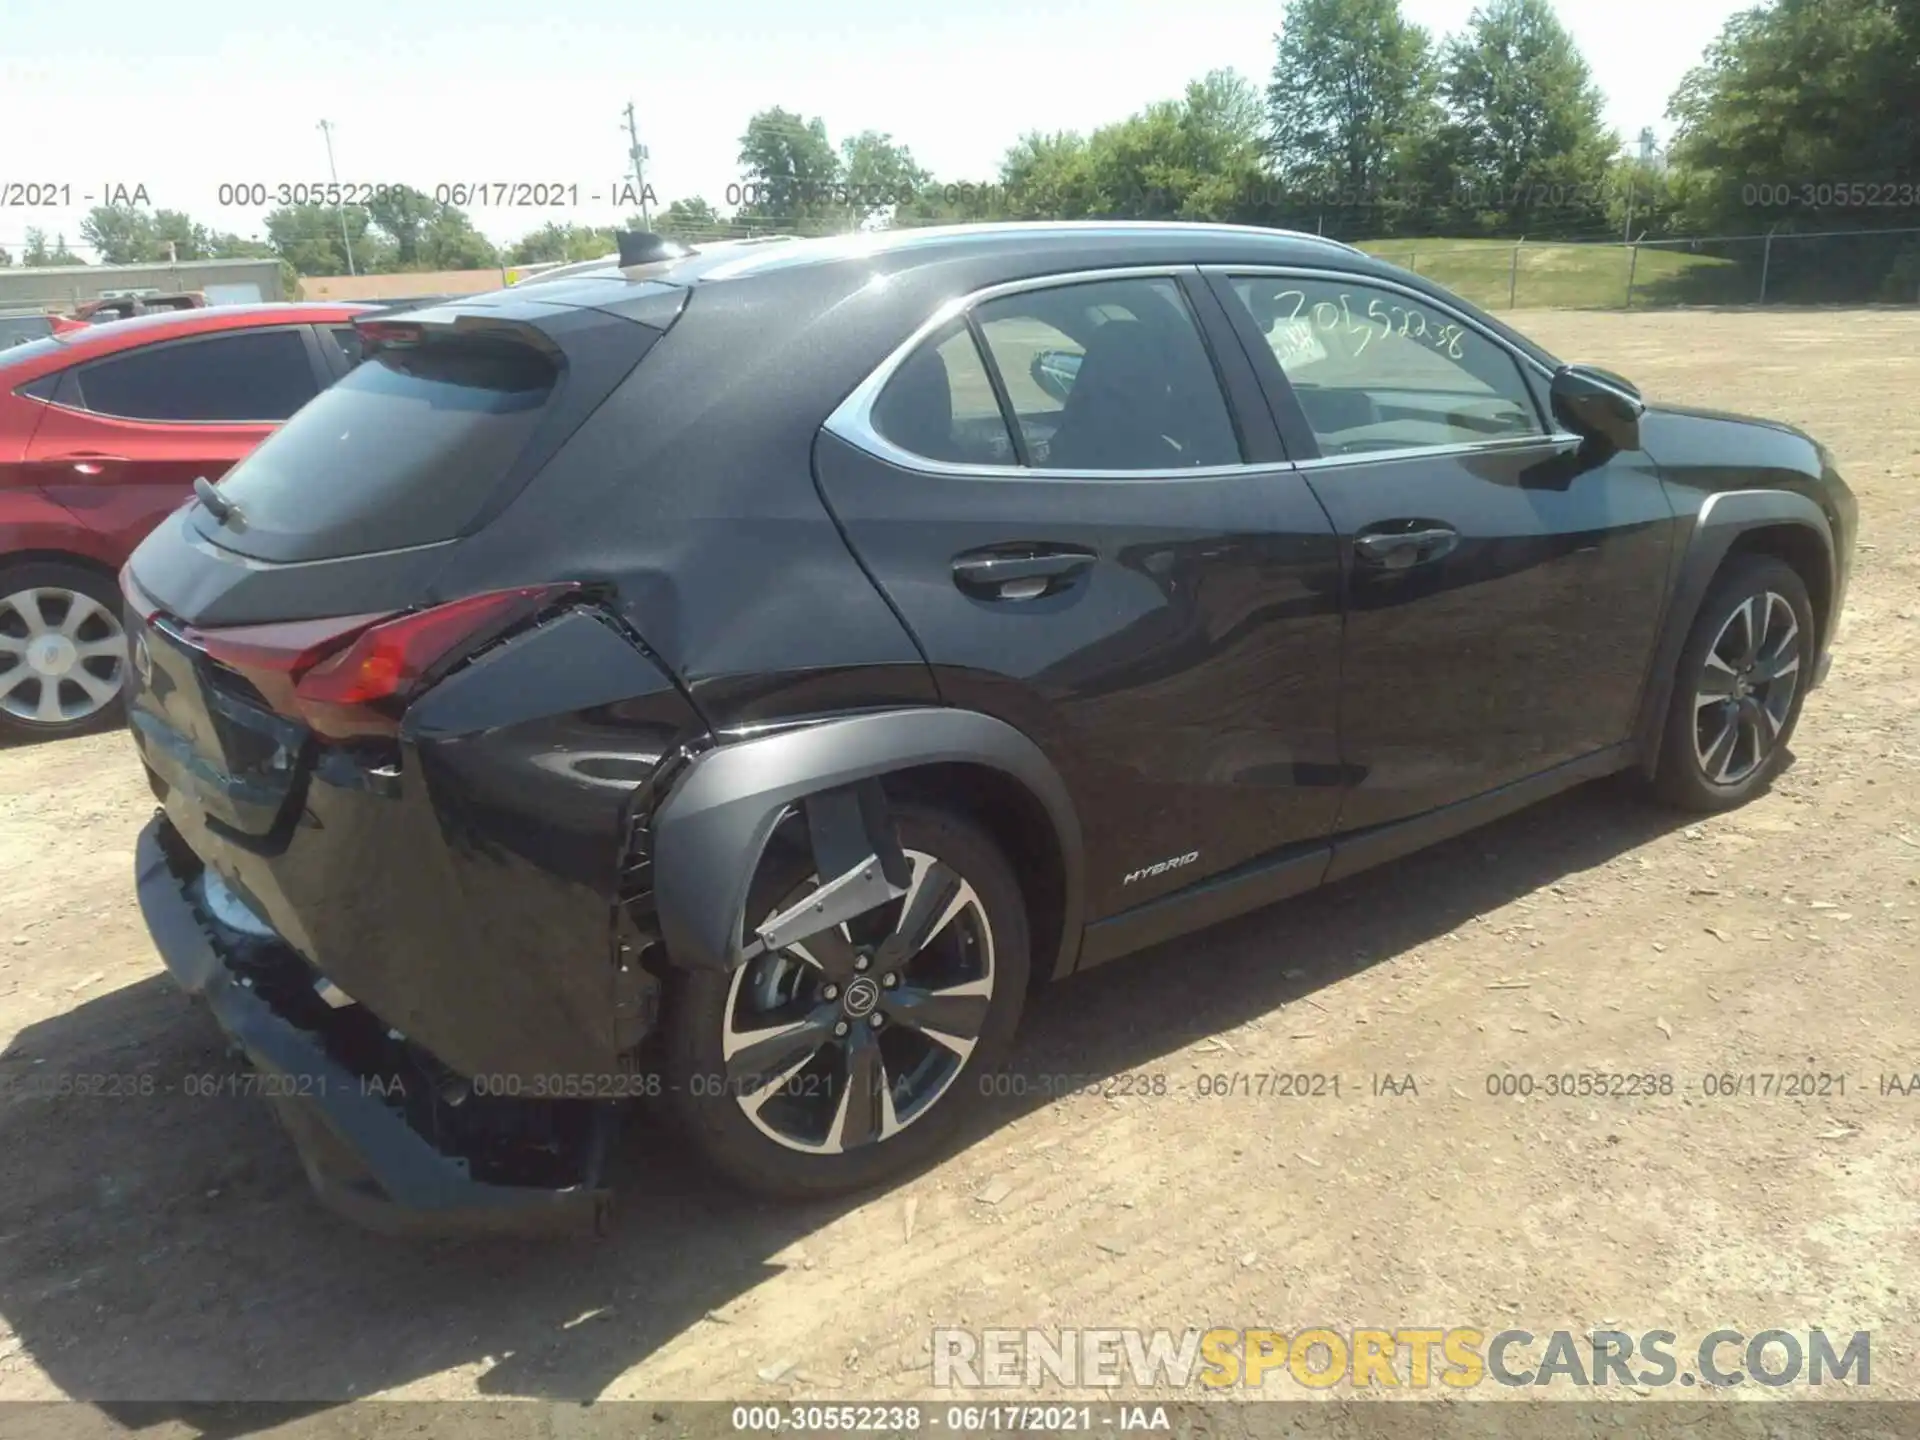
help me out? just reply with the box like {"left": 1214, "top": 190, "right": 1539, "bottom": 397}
{"left": 663, "top": 802, "right": 1029, "bottom": 1197}
{"left": 1653, "top": 554, "right": 1815, "bottom": 812}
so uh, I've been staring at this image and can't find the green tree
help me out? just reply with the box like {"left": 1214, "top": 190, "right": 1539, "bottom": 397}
{"left": 207, "top": 232, "right": 278, "bottom": 260}
{"left": 417, "top": 204, "right": 498, "bottom": 269}
{"left": 1086, "top": 70, "right": 1270, "bottom": 221}
{"left": 1669, "top": 0, "right": 1919, "bottom": 231}
{"left": 153, "top": 210, "right": 215, "bottom": 261}
{"left": 736, "top": 108, "right": 845, "bottom": 232}
{"left": 840, "top": 131, "right": 932, "bottom": 224}
{"left": 0, "top": 247, "right": 11, "bottom": 267}
{"left": 80, "top": 204, "right": 158, "bottom": 264}
{"left": 893, "top": 179, "right": 1013, "bottom": 227}
{"left": 506, "top": 222, "right": 619, "bottom": 265}
{"left": 263, "top": 203, "right": 389, "bottom": 275}
{"left": 900, "top": 70, "right": 1271, "bottom": 228}
{"left": 1266, "top": 0, "right": 1438, "bottom": 229}
{"left": 1607, "top": 154, "right": 1686, "bottom": 240}
{"left": 998, "top": 131, "right": 1101, "bottom": 218}
{"left": 23, "top": 229, "right": 84, "bottom": 266}
{"left": 1665, "top": 0, "right": 1920, "bottom": 299}
{"left": 80, "top": 204, "right": 218, "bottom": 263}
{"left": 365, "top": 185, "right": 440, "bottom": 268}
{"left": 1431, "top": 0, "right": 1618, "bottom": 235}
{"left": 655, "top": 197, "right": 725, "bottom": 241}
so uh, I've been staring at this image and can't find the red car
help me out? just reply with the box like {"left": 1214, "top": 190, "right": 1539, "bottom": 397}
{"left": 0, "top": 302, "right": 372, "bottom": 738}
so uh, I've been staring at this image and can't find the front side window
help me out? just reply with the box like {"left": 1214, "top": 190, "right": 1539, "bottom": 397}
{"left": 1226, "top": 276, "right": 1543, "bottom": 457}
{"left": 74, "top": 329, "right": 318, "bottom": 422}
{"left": 972, "top": 276, "right": 1241, "bottom": 471}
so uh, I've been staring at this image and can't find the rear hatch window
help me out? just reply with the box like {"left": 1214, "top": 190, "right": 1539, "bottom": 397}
{"left": 192, "top": 303, "right": 668, "bottom": 563}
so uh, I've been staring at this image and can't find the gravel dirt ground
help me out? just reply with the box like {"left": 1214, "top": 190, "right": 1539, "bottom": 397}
{"left": 0, "top": 308, "right": 1915, "bottom": 1419}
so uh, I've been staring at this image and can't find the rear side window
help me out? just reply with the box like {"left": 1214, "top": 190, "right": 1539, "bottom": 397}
{"left": 330, "top": 326, "right": 365, "bottom": 367}
{"left": 971, "top": 277, "right": 1241, "bottom": 471}
{"left": 75, "top": 329, "right": 319, "bottom": 422}
{"left": 869, "top": 321, "right": 1014, "bottom": 465}
{"left": 205, "top": 338, "right": 560, "bottom": 560}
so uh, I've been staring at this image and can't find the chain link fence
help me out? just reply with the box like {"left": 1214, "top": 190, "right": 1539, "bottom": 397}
{"left": 1363, "top": 226, "right": 1920, "bottom": 311}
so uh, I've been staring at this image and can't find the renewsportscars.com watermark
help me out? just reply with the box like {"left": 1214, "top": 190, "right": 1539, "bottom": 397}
{"left": 932, "top": 1327, "right": 1870, "bottom": 1391}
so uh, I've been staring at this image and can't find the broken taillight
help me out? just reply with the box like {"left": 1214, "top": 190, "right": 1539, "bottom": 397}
{"left": 191, "top": 585, "right": 576, "bottom": 740}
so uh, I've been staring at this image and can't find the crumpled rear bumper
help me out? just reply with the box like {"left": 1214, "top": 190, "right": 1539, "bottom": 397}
{"left": 135, "top": 813, "right": 614, "bottom": 1237}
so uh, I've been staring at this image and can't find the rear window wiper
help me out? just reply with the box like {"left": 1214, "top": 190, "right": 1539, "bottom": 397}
{"left": 194, "top": 476, "right": 244, "bottom": 528}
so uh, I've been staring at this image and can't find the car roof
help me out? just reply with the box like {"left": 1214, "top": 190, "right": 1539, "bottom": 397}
{"left": 679, "top": 222, "right": 1365, "bottom": 280}
{"left": 412, "top": 221, "right": 1559, "bottom": 375}
{"left": 507, "top": 223, "right": 1363, "bottom": 293}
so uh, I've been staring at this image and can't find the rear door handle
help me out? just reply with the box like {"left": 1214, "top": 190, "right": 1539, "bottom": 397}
{"left": 1353, "top": 526, "right": 1459, "bottom": 570}
{"left": 952, "top": 547, "right": 1097, "bottom": 600}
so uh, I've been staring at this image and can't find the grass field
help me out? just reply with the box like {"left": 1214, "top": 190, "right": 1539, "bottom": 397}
{"left": 1355, "top": 236, "right": 1747, "bottom": 310}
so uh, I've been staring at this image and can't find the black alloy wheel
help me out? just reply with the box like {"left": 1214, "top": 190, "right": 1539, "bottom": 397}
{"left": 664, "top": 802, "right": 1029, "bottom": 1195}
{"left": 1655, "top": 554, "right": 1815, "bottom": 811}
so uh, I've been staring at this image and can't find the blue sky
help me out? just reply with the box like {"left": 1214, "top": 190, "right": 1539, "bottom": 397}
{"left": 0, "top": 0, "right": 1745, "bottom": 263}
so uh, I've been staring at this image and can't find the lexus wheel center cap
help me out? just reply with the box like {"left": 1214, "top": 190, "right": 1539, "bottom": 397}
{"left": 842, "top": 976, "right": 880, "bottom": 1017}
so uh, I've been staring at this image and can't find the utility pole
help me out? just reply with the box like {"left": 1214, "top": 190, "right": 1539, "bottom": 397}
{"left": 622, "top": 102, "right": 652, "bottom": 230}
{"left": 1626, "top": 127, "right": 1658, "bottom": 247}
{"left": 317, "top": 119, "right": 355, "bottom": 276}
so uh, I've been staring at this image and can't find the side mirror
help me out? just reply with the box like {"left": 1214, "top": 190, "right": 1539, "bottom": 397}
{"left": 1551, "top": 364, "right": 1644, "bottom": 452}
{"left": 1030, "top": 348, "right": 1082, "bottom": 404}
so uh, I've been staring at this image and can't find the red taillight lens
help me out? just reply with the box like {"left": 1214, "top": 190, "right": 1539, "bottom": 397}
{"left": 190, "top": 585, "right": 575, "bottom": 740}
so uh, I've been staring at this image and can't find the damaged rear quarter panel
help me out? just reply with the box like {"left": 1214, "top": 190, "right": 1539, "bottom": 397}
{"left": 392, "top": 607, "right": 709, "bottom": 1079}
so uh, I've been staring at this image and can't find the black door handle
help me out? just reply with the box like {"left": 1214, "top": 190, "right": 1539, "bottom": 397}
{"left": 1353, "top": 526, "right": 1458, "bottom": 570}
{"left": 952, "top": 547, "right": 1096, "bottom": 599}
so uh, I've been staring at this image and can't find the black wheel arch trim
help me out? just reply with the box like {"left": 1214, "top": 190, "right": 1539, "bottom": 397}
{"left": 1634, "top": 487, "right": 1834, "bottom": 780}
{"left": 648, "top": 707, "right": 1085, "bottom": 978}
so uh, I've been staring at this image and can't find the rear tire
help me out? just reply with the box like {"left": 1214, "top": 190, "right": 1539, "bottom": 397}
{"left": 663, "top": 801, "right": 1029, "bottom": 1197}
{"left": 1652, "top": 555, "right": 1814, "bottom": 812}
{"left": 0, "top": 561, "right": 129, "bottom": 742}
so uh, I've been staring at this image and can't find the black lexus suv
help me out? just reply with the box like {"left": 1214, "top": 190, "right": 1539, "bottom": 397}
{"left": 122, "top": 223, "right": 1856, "bottom": 1233}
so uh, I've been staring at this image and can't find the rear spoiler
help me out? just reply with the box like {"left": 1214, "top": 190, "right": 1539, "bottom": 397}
{"left": 352, "top": 310, "right": 568, "bottom": 362}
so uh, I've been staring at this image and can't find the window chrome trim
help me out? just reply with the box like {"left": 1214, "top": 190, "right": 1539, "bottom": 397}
{"left": 821, "top": 262, "right": 1577, "bottom": 481}
{"left": 1291, "top": 432, "right": 1586, "bottom": 473}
